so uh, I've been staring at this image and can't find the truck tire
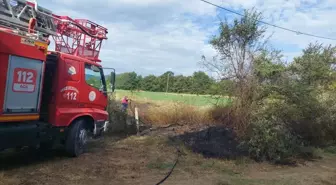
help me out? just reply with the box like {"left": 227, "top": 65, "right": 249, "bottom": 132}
{"left": 65, "top": 119, "right": 88, "bottom": 157}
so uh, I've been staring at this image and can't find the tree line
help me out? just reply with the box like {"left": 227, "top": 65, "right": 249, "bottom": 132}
{"left": 114, "top": 70, "right": 233, "bottom": 95}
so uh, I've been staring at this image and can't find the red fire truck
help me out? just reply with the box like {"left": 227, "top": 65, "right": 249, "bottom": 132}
{"left": 0, "top": 0, "right": 115, "bottom": 157}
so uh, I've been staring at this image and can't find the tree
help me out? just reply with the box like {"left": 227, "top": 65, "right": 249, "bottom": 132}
{"left": 141, "top": 75, "right": 159, "bottom": 91}
{"left": 190, "top": 71, "right": 214, "bottom": 94}
{"left": 171, "top": 75, "right": 192, "bottom": 93}
{"left": 202, "top": 9, "right": 268, "bottom": 83}
{"left": 157, "top": 71, "right": 174, "bottom": 92}
{"left": 114, "top": 70, "right": 230, "bottom": 95}
{"left": 136, "top": 75, "right": 143, "bottom": 90}
{"left": 115, "top": 72, "right": 139, "bottom": 90}
{"left": 290, "top": 43, "right": 336, "bottom": 88}
{"left": 201, "top": 9, "right": 277, "bottom": 135}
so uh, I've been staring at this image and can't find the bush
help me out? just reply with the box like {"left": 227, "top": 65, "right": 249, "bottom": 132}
{"left": 240, "top": 86, "right": 336, "bottom": 163}
{"left": 240, "top": 100, "right": 302, "bottom": 163}
{"left": 241, "top": 118, "right": 300, "bottom": 163}
{"left": 272, "top": 86, "right": 336, "bottom": 146}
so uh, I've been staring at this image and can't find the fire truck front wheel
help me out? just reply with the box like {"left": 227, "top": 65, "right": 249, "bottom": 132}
{"left": 65, "top": 119, "right": 88, "bottom": 157}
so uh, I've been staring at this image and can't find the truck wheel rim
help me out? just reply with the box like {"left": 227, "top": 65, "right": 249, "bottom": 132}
{"left": 78, "top": 129, "right": 87, "bottom": 147}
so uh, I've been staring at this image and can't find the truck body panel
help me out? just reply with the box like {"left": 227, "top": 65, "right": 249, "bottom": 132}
{"left": 0, "top": 29, "right": 47, "bottom": 122}
{"left": 46, "top": 52, "right": 108, "bottom": 127}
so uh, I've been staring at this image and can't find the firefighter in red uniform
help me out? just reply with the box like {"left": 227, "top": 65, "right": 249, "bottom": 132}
{"left": 121, "top": 96, "right": 129, "bottom": 112}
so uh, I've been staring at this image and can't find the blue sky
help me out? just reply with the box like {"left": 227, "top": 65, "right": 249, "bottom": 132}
{"left": 38, "top": 0, "right": 336, "bottom": 76}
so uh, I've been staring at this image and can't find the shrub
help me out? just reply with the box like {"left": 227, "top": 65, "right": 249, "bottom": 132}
{"left": 272, "top": 85, "right": 336, "bottom": 146}
{"left": 240, "top": 85, "right": 336, "bottom": 163}
{"left": 241, "top": 118, "right": 300, "bottom": 163}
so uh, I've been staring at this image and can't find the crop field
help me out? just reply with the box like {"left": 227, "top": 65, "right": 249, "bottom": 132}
{"left": 115, "top": 90, "right": 230, "bottom": 107}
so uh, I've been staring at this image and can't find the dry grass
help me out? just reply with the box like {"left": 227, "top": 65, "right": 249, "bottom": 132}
{"left": 113, "top": 90, "right": 233, "bottom": 127}
{"left": 0, "top": 135, "right": 335, "bottom": 185}
{"left": 114, "top": 94, "right": 233, "bottom": 127}
{"left": 138, "top": 101, "right": 213, "bottom": 126}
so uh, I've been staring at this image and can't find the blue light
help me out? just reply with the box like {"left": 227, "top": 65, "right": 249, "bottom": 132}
{"left": 9, "top": 0, "right": 18, "bottom": 7}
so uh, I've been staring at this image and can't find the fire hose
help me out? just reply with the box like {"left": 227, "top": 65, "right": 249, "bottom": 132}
{"left": 127, "top": 100, "right": 181, "bottom": 185}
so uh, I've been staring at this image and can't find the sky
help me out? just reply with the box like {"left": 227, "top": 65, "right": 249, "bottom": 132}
{"left": 37, "top": 0, "right": 336, "bottom": 76}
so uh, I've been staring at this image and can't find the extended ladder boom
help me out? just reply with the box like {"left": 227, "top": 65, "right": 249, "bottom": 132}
{"left": 0, "top": 0, "right": 57, "bottom": 38}
{"left": 0, "top": 0, "right": 108, "bottom": 62}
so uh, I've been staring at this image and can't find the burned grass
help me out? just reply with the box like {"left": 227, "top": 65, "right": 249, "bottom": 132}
{"left": 0, "top": 133, "right": 335, "bottom": 185}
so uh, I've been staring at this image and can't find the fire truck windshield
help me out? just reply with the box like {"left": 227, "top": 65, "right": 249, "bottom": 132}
{"left": 84, "top": 63, "right": 107, "bottom": 92}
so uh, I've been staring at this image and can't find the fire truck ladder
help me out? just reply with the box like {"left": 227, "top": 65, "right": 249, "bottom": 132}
{"left": 0, "top": 0, "right": 57, "bottom": 38}
{"left": 0, "top": 0, "right": 108, "bottom": 62}
{"left": 52, "top": 16, "right": 108, "bottom": 62}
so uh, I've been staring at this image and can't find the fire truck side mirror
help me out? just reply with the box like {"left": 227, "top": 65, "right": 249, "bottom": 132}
{"left": 110, "top": 71, "right": 116, "bottom": 92}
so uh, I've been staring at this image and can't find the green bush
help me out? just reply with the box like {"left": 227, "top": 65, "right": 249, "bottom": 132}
{"left": 240, "top": 100, "right": 301, "bottom": 163}
{"left": 241, "top": 85, "right": 336, "bottom": 163}
{"left": 242, "top": 118, "right": 299, "bottom": 163}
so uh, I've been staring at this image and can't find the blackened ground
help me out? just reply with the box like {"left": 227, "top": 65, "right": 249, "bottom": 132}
{"left": 174, "top": 126, "right": 246, "bottom": 159}
{"left": 122, "top": 100, "right": 246, "bottom": 159}
{"left": 109, "top": 101, "right": 246, "bottom": 160}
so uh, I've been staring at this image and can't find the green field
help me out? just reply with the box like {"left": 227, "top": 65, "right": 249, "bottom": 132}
{"left": 115, "top": 90, "right": 230, "bottom": 107}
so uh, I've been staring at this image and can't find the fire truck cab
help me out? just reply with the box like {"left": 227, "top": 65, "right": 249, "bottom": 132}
{"left": 0, "top": 0, "right": 115, "bottom": 157}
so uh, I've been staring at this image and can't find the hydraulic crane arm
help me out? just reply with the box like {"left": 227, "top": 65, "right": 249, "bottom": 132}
{"left": 0, "top": 0, "right": 108, "bottom": 62}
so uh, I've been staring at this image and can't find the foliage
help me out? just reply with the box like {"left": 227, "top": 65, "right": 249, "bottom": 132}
{"left": 115, "top": 72, "right": 140, "bottom": 90}
{"left": 203, "top": 9, "right": 268, "bottom": 82}
{"left": 106, "top": 8, "right": 336, "bottom": 163}
{"left": 290, "top": 43, "right": 336, "bottom": 87}
{"left": 203, "top": 8, "right": 336, "bottom": 163}
{"left": 245, "top": 43, "right": 336, "bottom": 162}
{"left": 115, "top": 70, "right": 218, "bottom": 95}
{"left": 241, "top": 116, "right": 300, "bottom": 163}
{"left": 190, "top": 71, "right": 215, "bottom": 94}
{"left": 202, "top": 9, "right": 272, "bottom": 137}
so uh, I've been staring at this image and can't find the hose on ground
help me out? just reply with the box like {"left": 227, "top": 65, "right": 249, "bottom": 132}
{"left": 155, "top": 142, "right": 181, "bottom": 185}
{"left": 127, "top": 100, "right": 181, "bottom": 185}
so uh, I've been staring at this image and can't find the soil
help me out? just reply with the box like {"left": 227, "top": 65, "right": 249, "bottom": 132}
{"left": 0, "top": 125, "right": 335, "bottom": 185}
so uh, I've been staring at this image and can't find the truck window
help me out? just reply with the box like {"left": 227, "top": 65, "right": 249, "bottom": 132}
{"left": 84, "top": 63, "right": 106, "bottom": 91}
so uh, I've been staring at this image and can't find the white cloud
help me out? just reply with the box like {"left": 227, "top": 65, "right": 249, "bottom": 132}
{"left": 38, "top": 0, "right": 336, "bottom": 76}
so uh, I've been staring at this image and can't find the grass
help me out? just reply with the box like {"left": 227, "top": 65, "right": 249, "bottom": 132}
{"left": 1, "top": 134, "right": 335, "bottom": 185}
{"left": 110, "top": 90, "right": 232, "bottom": 126}
{"left": 115, "top": 89, "right": 230, "bottom": 107}
{"left": 143, "top": 137, "right": 336, "bottom": 185}
{"left": 142, "top": 101, "right": 213, "bottom": 126}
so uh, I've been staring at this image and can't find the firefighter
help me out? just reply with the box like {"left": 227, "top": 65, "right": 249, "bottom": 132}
{"left": 121, "top": 96, "right": 129, "bottom": 112}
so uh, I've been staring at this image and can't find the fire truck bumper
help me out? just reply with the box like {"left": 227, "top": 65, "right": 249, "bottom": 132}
{"left": 93, "top": 120, "right": 109, "bottom": 137}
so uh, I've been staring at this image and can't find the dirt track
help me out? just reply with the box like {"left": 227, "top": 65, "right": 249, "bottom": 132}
{"left": 0, "top": 127, "right": 336, "bottom": 185}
